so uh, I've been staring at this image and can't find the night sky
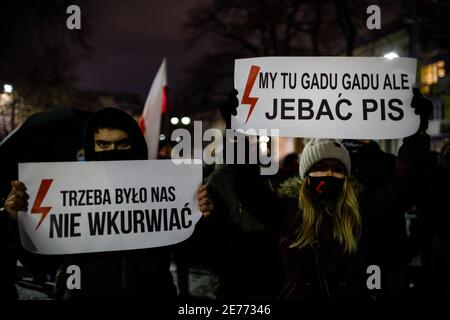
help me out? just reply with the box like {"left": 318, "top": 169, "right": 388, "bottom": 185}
{"left": 75, "top": 0, "right": 206, "bottom": 102}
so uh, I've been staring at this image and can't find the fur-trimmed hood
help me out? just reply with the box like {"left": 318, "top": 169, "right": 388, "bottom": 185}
{"left": 276, "top": 176, "right": 302, "bottom": 201}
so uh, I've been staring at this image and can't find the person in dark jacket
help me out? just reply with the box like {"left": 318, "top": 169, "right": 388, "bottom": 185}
{"left": 212, "top": 89, "right": 430, "bottom": 300}
{"left": 420, "top": 140, "right": 450, "bottom": 299}
{"left": 200, "top": 162, "right": 283, "bottom": 299}
{"left": 229, "top": 138, "right": 367, "bottom": 300}
{"left": 3, "top": 107, "right": 214, "bottom": 299}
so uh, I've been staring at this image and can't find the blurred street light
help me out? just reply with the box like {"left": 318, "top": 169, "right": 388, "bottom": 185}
{"left": 384, "top": 52, "right": 399, "bottom": 59}
{"left": 3, "top": 84, "right": 13, "bottom": 93}
{"left": 259, "top": 142, "right": 268, "bottom": 155}
{"left": 181, "top": 117, "right": 191, "bottom": 125}
{"left": 160, "top": 134, "right": 166, "bottom": 141}
{"left": 170, "top": 117, "right": 179, "bottom": 125}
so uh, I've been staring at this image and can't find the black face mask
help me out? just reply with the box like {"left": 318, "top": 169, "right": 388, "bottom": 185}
{"left": 440, "top": 151, "right": 450, "bottom": 169}
{"left": 92, "top": 149, "right": 140, "bottom": 161}
{"left": 443, "top": 152, "right": 450, "bottom": 162}
{"left": 308, "top": 176, "right": 344, "bottom": 201}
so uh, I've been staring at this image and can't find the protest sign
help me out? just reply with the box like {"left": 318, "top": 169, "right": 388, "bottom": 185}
{"left": 18, "top": 160, "right": 202, "bottom": 255}
{"left": 233, "top": 57, "right": 419, "bottom": 139}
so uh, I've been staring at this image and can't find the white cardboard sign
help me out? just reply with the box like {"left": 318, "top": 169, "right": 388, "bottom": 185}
{"left": 233, "top": 57, "right": 419, "bottom": 139}
{"left": 18, "top": 160, "right": 202, "bottom": 255}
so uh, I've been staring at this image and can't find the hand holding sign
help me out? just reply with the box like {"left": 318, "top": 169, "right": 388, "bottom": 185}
{"left": 219, "top": 89, "right": 239, "bottom": 129}
{"left": 411, "top": 88, "right": 433, "bottom": 131}
{"left": 198, "top": 185, "right": 214, "bottom": 218}
{"left": 17, "top": 160, "right": 210, "bottom": 255}
{"left": 223, "top": 87, "right": 430, "bottom": 137}
{"left": 4, "top": 180, "right": 29, "bottom": 221}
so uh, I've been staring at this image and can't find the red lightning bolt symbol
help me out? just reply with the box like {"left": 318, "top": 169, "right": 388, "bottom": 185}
{"left": 242, "top": 65, "right": 261, "bottom": 124}
{"left": 315, "top": 181, "right": 326, "bottom": 194}
{"left": 31, "top": 179, "right": 53, "bottom": 230}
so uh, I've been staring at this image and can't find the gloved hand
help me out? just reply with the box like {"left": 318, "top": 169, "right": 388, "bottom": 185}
{"left": 397, "top": 89, "right": 432, "bottom": 177}
{"left": 4, "top": 181, "right": 28, "bottom": 222}
{"left": 197, "top": 185, "right": 214, "bottom": 218}
{"left": 411, "top": 88, "right": 433, "bottom": 132}
{"left": 219, "top": 89, "right": 239, "bottom": 129}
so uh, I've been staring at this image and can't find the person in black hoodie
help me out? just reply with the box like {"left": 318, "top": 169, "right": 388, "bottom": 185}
{"left": 3, "top": 107, "right": 214, "bottom": 299}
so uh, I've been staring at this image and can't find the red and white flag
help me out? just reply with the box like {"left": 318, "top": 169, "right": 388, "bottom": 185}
{"left": 139, "top": 59, "right": 168, "bottom": 159}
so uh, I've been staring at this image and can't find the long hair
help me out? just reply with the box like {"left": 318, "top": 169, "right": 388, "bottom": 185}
{"left": 289, "top": 176, "right": 362, "bottom": 255}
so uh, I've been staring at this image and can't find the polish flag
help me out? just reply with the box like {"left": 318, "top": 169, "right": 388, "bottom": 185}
{"left": 139, "top": 59, "right": 168, "bottom": 159}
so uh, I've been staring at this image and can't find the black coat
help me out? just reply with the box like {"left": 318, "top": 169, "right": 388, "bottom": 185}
{"left": 229, "top": 133, "right": 430, "bottom": 300}
{"left": 419, "top": 160, "right": 450, "bottom": 298}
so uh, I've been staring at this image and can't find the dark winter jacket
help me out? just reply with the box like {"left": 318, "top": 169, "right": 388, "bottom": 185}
{"left": 419, "top": 148, "right": 450, "bottom": 299}
{"left": 201, "top": 164, "right": 283, "bottom": 299}
{"left": 229, "top": 132, "right": 430, "bottom": 300}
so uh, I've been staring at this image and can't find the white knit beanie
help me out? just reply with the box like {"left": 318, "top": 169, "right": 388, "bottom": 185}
{"left": 299, "top": 139, "right": 351, "bottom": 179}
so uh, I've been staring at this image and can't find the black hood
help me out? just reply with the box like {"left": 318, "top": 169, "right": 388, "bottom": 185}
{"left": 83, "top": 108, "right": 148, "bottom": 161}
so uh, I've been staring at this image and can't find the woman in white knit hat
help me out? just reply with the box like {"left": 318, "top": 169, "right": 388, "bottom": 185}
{"left": 294, "top": 138, "right": 360, "bottom": 256}
{"left": 219, "top": 137, "right": 366, "bottom": 300}
{"left": 209, "top": 89, "right": 431, "bottom": 300}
